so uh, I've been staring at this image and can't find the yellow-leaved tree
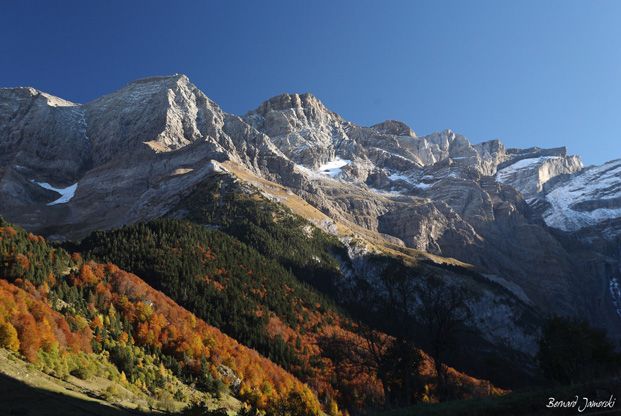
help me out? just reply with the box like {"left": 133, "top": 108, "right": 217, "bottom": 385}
{"left": 0, "top": 321, "right": 20, "bottom": 352}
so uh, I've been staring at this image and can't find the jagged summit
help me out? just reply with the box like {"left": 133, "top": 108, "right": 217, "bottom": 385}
{"left": 82, "top": 74, "right": 228, "bottom": 163}
{"left": 371, "top": 120, "right": 416, "bottom": 137}
{"left": 251, "top": 92, "right": 323, "bottom": 111}
{"left": 243, "top": 91, "right": 350, "bottom": 167}
{"left": 88, "top": 73, "right": 203, "bottom": 106}
{"left": 247, "top": 92, "right": 341, "bottom": 126}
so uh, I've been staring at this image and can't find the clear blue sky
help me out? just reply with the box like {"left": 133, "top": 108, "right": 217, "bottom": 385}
{"left": 2, "top": 0, "right": 620, "bottom": 164}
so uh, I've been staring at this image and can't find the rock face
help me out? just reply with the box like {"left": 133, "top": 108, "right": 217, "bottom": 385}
{"left": 496, "top": 150, "right": 583, "bottom": 198}
{"left": 0, "top": 87, "right": 91, "bottom": 184}
{"left": 537, "top": 159, "right": 621, "bottom": 234}
{"left": 245, "top": 93, "right": 352, "bottom": 168}
{"left": 83, "top": 75, "right": 228, "bottom": 164}
{"left": 1, "top": 74, "right": 621, "bottom": 343}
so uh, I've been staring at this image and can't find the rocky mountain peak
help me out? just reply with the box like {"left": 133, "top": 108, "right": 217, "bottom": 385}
{"left": 244, "top": 92, "right": 350, "bottom": 168}
{"left": 87, "top": 73, "right": 208, "bottom": 109}
{"left": 84, "top": 73, "right": 226, "bottom": 164}
{"left": 250, "top": 92, "right": 331, "bottom": 117}
{"left": 371, "top": 120, "right": 416, "bottom": 137}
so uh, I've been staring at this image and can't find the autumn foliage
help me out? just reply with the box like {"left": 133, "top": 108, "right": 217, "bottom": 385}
{"left": 0, "top": 217, "right": 499, "bottom": 415}
{"left": 0, "top": 279, "right": 91, "bottom": 362}
{"left": 0, "top": 220, "right": 321, "bottom": 414}
{"left": 74, "top": 220, "right": 389, "bottom": 410}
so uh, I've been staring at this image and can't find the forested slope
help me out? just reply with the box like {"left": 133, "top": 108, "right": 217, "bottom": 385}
{"left": 0, "top": 219, "right": 322, "bottom": 415}
{"left": 72, "top": 194, "right": 504, "bottom": 411}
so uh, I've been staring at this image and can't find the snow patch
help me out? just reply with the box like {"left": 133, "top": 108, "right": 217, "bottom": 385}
{"left": 318, "top": 157, "right": 351, "bottom": 177}
{"left": 388, "top": 173, "right": 410, "bottom": 182}
{"left": 414, "top": 182, "right": 433, "bottom": 190}
{"left": 32, "top": 180, "right": 78, "bottom": 205}
{"left": 388, "top": 172, "right": 433, "bottom": 189}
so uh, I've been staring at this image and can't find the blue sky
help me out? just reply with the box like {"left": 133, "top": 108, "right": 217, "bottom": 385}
{"left": 2, "top": 0, "right": 619, "bottom": 164}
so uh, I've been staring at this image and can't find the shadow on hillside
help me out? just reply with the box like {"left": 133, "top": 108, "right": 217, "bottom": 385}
{"left": 0, "top": 373, "right": 153, "bottom": 416}
{"left": 372, "top": 378, "right": 621, "bottom": 416}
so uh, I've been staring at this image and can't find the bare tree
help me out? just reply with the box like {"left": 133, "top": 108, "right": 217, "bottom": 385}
{"left": 319, "top": 328, "right": 392, "bottom": 406}
{"left": 414, "top": 275, "right": 471, "bottom": 399}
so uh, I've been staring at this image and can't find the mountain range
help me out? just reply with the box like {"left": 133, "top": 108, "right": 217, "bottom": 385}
{"left": 1, "top": 74, "right": 620, "bottom": 414}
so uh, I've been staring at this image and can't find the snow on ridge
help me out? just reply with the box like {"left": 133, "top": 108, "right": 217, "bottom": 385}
{"left": 496, "top": 156, "right": 560, "bottom": 183}
{"left": 542, "top": 160, "right": 621, "bottom": 231}
{"left": 32, "top": 180, "right": 78, "bottom": 205}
